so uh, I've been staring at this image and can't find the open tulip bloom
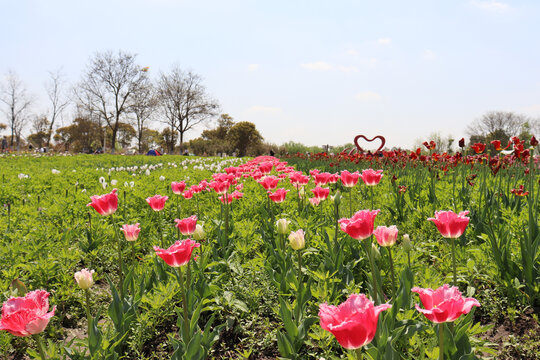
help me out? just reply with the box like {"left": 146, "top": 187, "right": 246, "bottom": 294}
{"left": 339, "top": 210, "right": 380, "bottom": 241}
{"left": 0, "top": 290, "right": 55, "bottom": 337}
{"left": 87, "top": 188, "right": 118, "bottom": 216}
{"left": 319, "top": 293, "right": 391, "bottom": 352}
{"left": 428, "top": 210, "right": 470, "bottom": 239}
{"left": 412, "top": 285, "right": 480, "bottom": 324}
{"left": 146, "top": 195, "right": 168, "bottom": 211}
{"left": 175, "top": 215, "right": 197, "bottom": 236}
{"left": 428, "top": 210, "right": 470, "bottom": 286}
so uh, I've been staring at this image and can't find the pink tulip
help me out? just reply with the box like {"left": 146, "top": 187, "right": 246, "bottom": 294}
{"left": 268, "top": 188, "right": 289, "bottom": 203}
{"left": 0, "top": 290, "right": 56, "bottom": 337}
{"left": 87, "top": 188, "right": 118, "bottom": 216}
{"left": 360, "top": 169, "right": 383, "bottom": 186}
{"left": 412, "top": 284, "right": 480, "bottom": 323}
{"left": 340, "top": 170, "right": 360, "bottom": 187}
{"left": 311, "top": 186, "right": 330, "bottom": 200}
{"left": 209, "top": 180, "right": 230, "bottom": 194}
{"left": 175, "top": 215, "right": 197, "bottom": 236}
{"left": 258, "top": 176, "right": 280, "bottom": 190}
{"left": 183, "top": 190, "right": 193, "bottom": 199}
{"left": 231, "top": 190, "right": 244, "bottom": 199}
{"left": 153, "top": 239, "right": 200, "bottom": 267}
{"left": 428, "top": 210, "right": 470, "bottom": 238}
{"left": 373, "top": 225, "right": 398, "bottom": 247}
{"left": 309, "top": 197, "right": 321, "bottom": 206}
{"left": 339, "top": 209, "right": 380, "bottom": 240}
{"left": 258, "top": 161, "right": 273, "bottom": 174}
{"left": 314, "top": 172, "right": 332, "bottom": 186}
{"left": 289, "top": 172, "right": 310, "bottom": 188}
{"left": 219, "top": 194, "right": 233, "bottom": 204}
{"left": 146, "top": 195, "right": 168, "bottom": 211}
{"left": 121, "top": 223, "right": 140, "bottom": 241}
{"left": 171, "top": 181, "right": 186, "bottom": 195}
{"left": 319, "top": 293, "right": 391, "bottom": 350}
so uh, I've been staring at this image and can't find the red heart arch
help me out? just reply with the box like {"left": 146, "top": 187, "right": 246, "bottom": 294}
{"left": 354, "top": 135, "right": 386, "bottom": 153}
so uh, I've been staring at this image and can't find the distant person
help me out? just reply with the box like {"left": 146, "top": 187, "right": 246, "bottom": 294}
{"left": 269, "top": 149, "right": 275, "bottom": 156}
{"left": 1, "top": 137, "right": 7, "bottom": 152}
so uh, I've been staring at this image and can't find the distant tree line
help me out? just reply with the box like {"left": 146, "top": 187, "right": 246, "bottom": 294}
{"left": 0, "top": 50, "right": 265, "bottom": 155}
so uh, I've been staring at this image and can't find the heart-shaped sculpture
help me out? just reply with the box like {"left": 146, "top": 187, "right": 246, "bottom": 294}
{"left": 354, "top": 135, "right": 386, "bottom": 153}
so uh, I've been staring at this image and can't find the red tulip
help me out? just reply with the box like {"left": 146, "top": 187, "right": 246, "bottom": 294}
{"left": 183, "top": 190, "right": 193, "bottom": 199}
{"left": 87, "top": 188, "right": 118, "bottom": 216}
{"left": 153, "top": 239, "right": 200, "bottom": 267}
{"left": 339, "top": 210, "right": 380, "bottom": 240}
{"left": 146, "top": 195, "right": 168, "bottom": 211}
{"left": 258, "top": 176, "right": 280, "bottom": 190}
{"left": 258, "top": 161, "right": 274, "bottom": 174}
{"left": 171, "top": 181, "right": 186, "bottom": 195}
{"left": 219, "top": 194, "right": 233, "bottom": 204}
{"left": 319, "top": 293, "right": 391, "bottom": 350}
{"left": 360, "top": 169, "right": 383, "bottom": 186}
{"left": 0, "top": 290, "right": 55, "bottom": 337}
{"left": 458, "top": 138, "right": 465, "bottom": 148}
{"left": 490, "top": 140, "right": 502, "bottom": 151}
{"left": 209, "top": 180, "right": 230, "bottom": 194}
{"left": 268, "top": 188, "right": 289, "bottom": 203}
{"left": 231, "top": 190, "right": 244, "bottom": 199}
{"left": 175, "top": 215, "right": 197, "bottom": 236}
{"left": 311, "top": 186, "right": 330, "bottom": 200}
{"left": 340, "top": 170, "right": 360, "bottom": 187}
{"left": 314, "top": 172, "right": 332, "bottom": 186}
{"left": 511, "top": 185, "right": 529, "bottom": 197}
{"left": 373, "top": 225, "right": 398, "bottom": 247}
{"left": 412, "top": 284, "right": 480, "bottom": 323}
{"left": 428, "top": 210, "right": 469, "bottom": 238}
{"left": 121, "top": 223, "right": 141, "bottom": 241}
{"left": 471, "top": 143, "right": 486, "bottom": 154}
{"left": 531, "top": 135, "right": 538, "bottom": 147}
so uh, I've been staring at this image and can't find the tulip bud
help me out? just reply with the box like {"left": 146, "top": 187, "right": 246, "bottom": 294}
{"left": 334, "top": 190, "right": 342, "bottom": 206}
{"left": 276, "top": 218, "right": 290, "bottom": 235}
{"left": 192, "top": 224, "right": 205, "bottom": 241}
{"left": 298, "top": 187, "right": 305, "bottom": 199}
{"left": 371, "top": 243, "right": 381, "bottom": 260}
{"left": 288, "top": 229, "right": 305, "bottom": 251}
{"left": 402, "top": 234, "right": 412, "bottom": 252}
{"left": 74, "top": 269, "right": 95, "bottom": 290}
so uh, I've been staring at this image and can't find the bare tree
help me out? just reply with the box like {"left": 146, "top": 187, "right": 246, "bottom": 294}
{"left": 467, "top": 111, "right": 528, "bottom": 142}
{"left": 129, "top": 74, "right": 158, "bottom": 153}
{"left": 158, "top": 66, "right": 219, "bottom": 153}
{"left": 76, "top": 50, "right": 147, "bottom": 153}
{"left": 45, "top": 69, "right": 69, "bottom": 149}
{"left": 0, "top": 70, "right": 33, "bottom": 148}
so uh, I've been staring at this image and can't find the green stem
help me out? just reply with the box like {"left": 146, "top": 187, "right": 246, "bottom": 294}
{"left": 296, "top": 251, "right": 303, "bottom": 321}
{"left": 365, "top": 238, "right": 379, "bottom": 304}
{"left": 355, "top": 347, "right": 363, "bottom": 360}
{"left": 177, "top": 266, "right": 191, "bottom": 344}
{"left": 131, "top": 241, "right": 135, "bottom": 265}
{"left": 85, "top": 289, "right": 92, "bottom": 344}
{"left": 388, "top": 247, "right": 396, "bottom": 299}
{"left": 111, "top": 217, "right": 124, "bottom": 299}
{"left": 349, "top": 188, "right": 353, "bottom": 217}
{"left": 439, "top": 323, "right": 445, "bottom": 360}
{"left": 451, "top": 237, "right": 457, "bottom": 286}
{"left": 33, "top": 334, "right": 47, "bottom": 360}
{"left": 159, "top": 210, "right": 164, "bottom": 247}
{"left": 407, "top": 251, "right": 411, "bottom": 269}
{"left": 370, "top": 186, "right": 374, "bottom": 210}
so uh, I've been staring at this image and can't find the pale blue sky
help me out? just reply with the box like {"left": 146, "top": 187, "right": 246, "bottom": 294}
{"left": 1, "top": 0, "right": 539, "bottom": 149}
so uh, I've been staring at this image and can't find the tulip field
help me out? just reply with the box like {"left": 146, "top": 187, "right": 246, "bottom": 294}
{"left": 0, "top": 141, "right": 539, "bottom": 359}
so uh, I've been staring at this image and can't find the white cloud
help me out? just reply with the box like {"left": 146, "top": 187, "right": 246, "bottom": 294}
{"left": 471, "top": 1, "right": 510, "bottom": 13}
{"left": 245, "top": 106, "right": 282, "bottom": 114}
{"left": 377, "top": 38, "right": 392, "bottom": 45}
{"left": 247, "top": 64, "right": 259, "bottom": 72}
{"left": 355, "top": 91, "right": 381, "bottom": 102}
{"left": 422, "top": 49, "right": 436, "bottom": 60}
{"left": 301, "top": 62, "right": 359, "bottom": 73}
{"left": 336, "top": 65, "right": 359, "bottom": 73}
{"left": 301, "top": 61, "right": 334, "bottom": 71}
